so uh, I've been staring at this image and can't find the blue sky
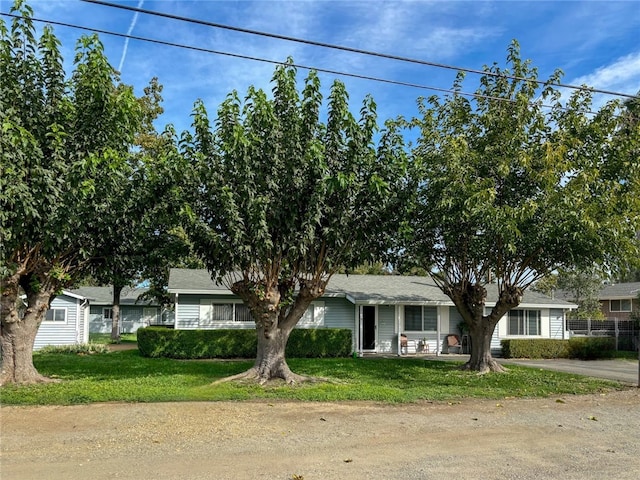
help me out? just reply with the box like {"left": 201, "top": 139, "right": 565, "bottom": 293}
{"left": 2, "top": 0, "right": 639, "bottom": 134}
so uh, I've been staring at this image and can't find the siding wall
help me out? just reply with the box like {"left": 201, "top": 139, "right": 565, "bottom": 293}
{"left": 34, "top": 295, "right": 81, "bottom": 350}
{"left": 549, "top": 308, "right": 566, "bottom": 339}
{"left": 89, "top": 305, "right": 154, "bottom": 333}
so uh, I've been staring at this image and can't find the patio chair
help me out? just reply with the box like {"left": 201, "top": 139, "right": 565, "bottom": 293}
{"left": 446, "top": 334, "right": 463, "bottom": 354}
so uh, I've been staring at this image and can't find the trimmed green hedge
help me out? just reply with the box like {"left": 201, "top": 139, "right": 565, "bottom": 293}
{"left": 137, "top": 327, "right": 352, "bottom": 359}
{"left": 501, "top": 337, "right": 617, "bottom": 360}
{"left": 501, "top": 339, "right": 570, "bottom": 359}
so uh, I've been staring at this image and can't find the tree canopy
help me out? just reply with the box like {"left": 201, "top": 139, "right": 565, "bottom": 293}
{"left": 0, "top": 0, "right": 146, "bottom": 383}
{"left": 405, "top": 41, "right": 640, "bottom": 372}
{"left": 179, "top": 61, "right": 412, "bottom": 382}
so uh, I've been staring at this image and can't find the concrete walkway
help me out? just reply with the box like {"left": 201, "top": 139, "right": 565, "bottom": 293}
{"left": 428, "top": 353, "right": 639, "bottom": 386}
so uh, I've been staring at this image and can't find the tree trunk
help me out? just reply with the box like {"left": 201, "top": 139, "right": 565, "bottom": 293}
{"left": 0, "top": 276, "right": 54, "bottom": 385}
{"left": 227, "top": 277, "right": 325, "bottom": 384}
{"left": 251, "top": 322, "right": 305, "bottom": 384}
{"left": 110, "top": 284, "right": 123, "bottom": 342}
{"left": 463, "top": 319, "right": 505, "bottom": 373}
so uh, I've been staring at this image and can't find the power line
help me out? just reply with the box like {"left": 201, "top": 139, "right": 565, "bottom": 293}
{"left": 2, "top": 12, "right": 566, "bottom": 111}
{"left": 82, "top": 0, "right": 639, "bottom": 100}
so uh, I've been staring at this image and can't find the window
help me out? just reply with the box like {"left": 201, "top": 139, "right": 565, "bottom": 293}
{"left": 200, "top": 301, "right": 254, "bottom": 326}
{"left": 508, "top": 310, "right": 541, "bottom": 336}
{"left": 404, "top": 306, "right": 437, "bottom": 332}
{"left": 103, "top": 308, "right": 113, "bottom": 321}
{"left": 45, "top": 308, "right": 66, "bottom": 322}
{"left": 610, "top": 299, "right": 632, "bottom": 312}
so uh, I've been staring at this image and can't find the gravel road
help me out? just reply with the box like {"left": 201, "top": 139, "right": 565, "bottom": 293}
{"left": 2, "top": 389, "right": 639, "bottom": 480}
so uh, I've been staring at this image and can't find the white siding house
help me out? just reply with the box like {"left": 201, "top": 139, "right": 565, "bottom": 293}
{"left": 70, "top": 286, "right": 171, "bottom": 334}
{"left": 34, "top": 291, "right": 90, "bottom": 350}
{"left": 168, "top": 269, "right": 578, "bottom": 356}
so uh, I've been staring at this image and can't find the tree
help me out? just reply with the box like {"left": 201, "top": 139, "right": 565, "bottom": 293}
{"left": 180, "top": 61, "right": 411, "bottom": 383}
{"left": 555, "top": 268, "right": 606, "bottom": 320}
{"left": 0, "top": 1, "right": 144, "bottom": 384}
{"left": 405, "top": 41, "right": 640, "bottom": 373}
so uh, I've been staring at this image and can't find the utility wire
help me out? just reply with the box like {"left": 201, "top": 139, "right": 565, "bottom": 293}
{"left": 82, "top": 0, "right": 639, "bottom": 100}
{"left": 2, "top": 12, "right": 571, "bottom": 112}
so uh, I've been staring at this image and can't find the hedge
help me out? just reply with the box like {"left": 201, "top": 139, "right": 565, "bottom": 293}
{"left": 137, "top": 327, "right": 352, "bottom": 359}
{"left": 501, "top": 339, "right": 570, "bottom": 359}
{"left": 501, "top": 337, "right": 617, "bottom": 360}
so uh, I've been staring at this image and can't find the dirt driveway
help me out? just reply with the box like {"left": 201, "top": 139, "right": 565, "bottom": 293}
{"left": 2, "top": 389, "right": 639, "bottom": 480}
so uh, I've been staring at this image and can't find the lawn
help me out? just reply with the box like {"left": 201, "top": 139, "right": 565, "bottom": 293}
{"left": 0, "top": 349, "right": 626, "bottom": 405}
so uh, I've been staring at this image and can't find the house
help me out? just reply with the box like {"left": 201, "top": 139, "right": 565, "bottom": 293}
{"left": 34, "top": 290, "right": 90, "bottom": 350}
{"left": 597, "top": 282, "right": 640, "bottom": 321}
{"left": 168, "top": 268, "right": 577, "bottom": 356}
{"left": 69, "top": 286, "right": 171, "bottom": 334}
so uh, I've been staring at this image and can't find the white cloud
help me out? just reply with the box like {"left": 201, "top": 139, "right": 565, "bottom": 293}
{"left": 570, "top": 52, "right": 640, "bottom": 98}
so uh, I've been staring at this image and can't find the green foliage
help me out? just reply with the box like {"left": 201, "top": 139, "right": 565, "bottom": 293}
{"left": 566, "top": 337, "right": 617, "bottom": 360}
{"left": 502, "top": 337, "right": 618, "bottom": 360}
{"left": 1, "top": 352, "right": 623, "bottom": 406}
{"left": 501, "top": 339, "right": 570, "bottom": 359}
{"left": 38, "top": 343, "right": 109, "bottom": 355}
{"left": 137, "top": 327, "right": 352, "bottom": 359}
{"left": 402, "top": 40, "right": 640, "bottom": 369}
{"left": 556, "top": 267, "right": 606, "bottom": 319}
{"left": 178, "top": 59, "right": 412, "bottom": 317}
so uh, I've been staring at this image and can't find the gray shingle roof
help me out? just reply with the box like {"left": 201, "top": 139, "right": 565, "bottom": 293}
{"left": 167, "top": 269, "right": 575, "bottom": 308}
{"left": 598, "top": 282, "right": 640, "bottom": 300}
{"left": 69, "top": 286, "right": 155, "bottom": 305}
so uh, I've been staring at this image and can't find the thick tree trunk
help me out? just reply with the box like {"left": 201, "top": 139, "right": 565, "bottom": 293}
{"left": 250, "top": 322, "right": 305, "bottom": 384}
{"left": 111, "top": 284, "right": 123, "bottom": 342}
{"left": 0, "top": 276, "right": 54, "bottom": 385}
{"left": 463, "top": 320, "right": 506, "bottom": 373}
{"left": 226, "top": 276, "right": 326, "bottom": 384}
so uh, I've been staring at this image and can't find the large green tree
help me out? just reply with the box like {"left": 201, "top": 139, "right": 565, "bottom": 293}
{"left": 180, "top": 62, "right": 411, "bottom": 383}
{"left": 0, "top": 1, "right": 144, "bottom": 384}
{"left": 406, "top": 42, "right": 640, "bottom": 372}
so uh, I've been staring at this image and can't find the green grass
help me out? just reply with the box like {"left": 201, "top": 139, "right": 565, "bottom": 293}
{"left": 0, "top": 351, "right": 627, "bottom": 406}
{"left": 89, "top": 332, "right": 137, "bottom": 344}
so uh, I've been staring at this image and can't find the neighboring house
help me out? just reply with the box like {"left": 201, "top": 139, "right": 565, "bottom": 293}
{"left": 34, "top": 290, "right": 90, "bottom": 350}
{"left": 597, "top": 282, "right": 640, "bottom": 321}
{"left": 168, "top": 268, "right": 577, "bottom": 356}
{"left": 69, "top": 286, "right": 172, "bottom": 334}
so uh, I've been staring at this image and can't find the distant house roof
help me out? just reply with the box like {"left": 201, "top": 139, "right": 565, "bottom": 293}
{"left": 598, "top": 282, "right": 640, "bottom": 300}
{"left": 168, "top": 268, "right": 575, "bottom": 308}
{"left": 69, "top": 286, "right": 155, "bottom": 306}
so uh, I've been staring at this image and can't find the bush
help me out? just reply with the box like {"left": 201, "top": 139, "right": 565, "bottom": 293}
{"left": 566, "top": 337, "right": 616, "bottom": 360}
{"left": 501, "top": 339, "right": 570, "bottom": 359}
{"left": 38, "top": 343, "right": 110, "bottom": 355}
{"left": 137, "top": 327, "right": 352, "bottom": 359}
{"left": 501, "top": 337, "right": 618, "bottom": 360}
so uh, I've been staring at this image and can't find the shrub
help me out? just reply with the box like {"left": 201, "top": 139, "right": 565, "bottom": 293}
{"left": 501, "top": 339, "right": 570, "bottom": 359}
{"left": 38, "top": 343, "right": 110, "bottom": 355}
{"left": 566, "top": 337, "right": 616, "bottom": 360}
{"left": 137, "top": 327, "right": 352, "bottom": 359}
{"left": 501, "top": 337, "right": 618, "bottom": 360}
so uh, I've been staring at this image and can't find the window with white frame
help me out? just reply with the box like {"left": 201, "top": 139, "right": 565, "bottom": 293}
{"left": 404, "top": 306, "right": 437, "bottom": 332}
{"left": 508, "top": 310, "right": 541, "bottom": 336}
{"left": 103, "top": 307, "right": 113, "bottom": 322}
{"left": 44, "top": 308, "right": 66, "bottom": 322}
{"left": 200, "top": 300, "right": 254, "bottom": 326}
{"left": 610, "top": 299, "right": 632, "bottom": 312}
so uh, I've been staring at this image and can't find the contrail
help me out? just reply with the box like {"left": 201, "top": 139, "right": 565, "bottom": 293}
{"left": 117, "top": 0, "right": 144, "bottom": 74}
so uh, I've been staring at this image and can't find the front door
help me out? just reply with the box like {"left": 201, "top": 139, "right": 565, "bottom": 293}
{"left": 361, "top": 305, "right": 376, "bottom": 351}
